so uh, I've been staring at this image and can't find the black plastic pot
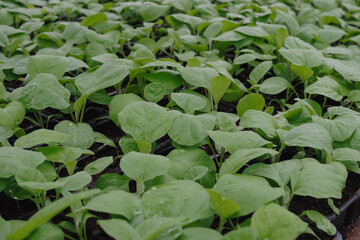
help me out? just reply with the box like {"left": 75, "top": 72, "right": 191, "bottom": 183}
{"left": 327, "top": 189, "right": 360, "bottom": 230}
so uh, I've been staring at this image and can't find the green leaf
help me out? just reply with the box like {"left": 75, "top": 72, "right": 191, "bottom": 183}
{"left": 0, "top": 101, "right": 25, "bottom": 128}
{"left": 204, "top": 22, "right": 222, "bottom": 39}
{"left": 279, "top": 48, "right": 323, "bottom": 68}
{"left": 118, "top": 101, "right": 172, "bottom": 144}
{"left": 210, "top": 76, "right": 231, "bottom": 106}
{"left": 171, "top": 93, "right": 207, "bottom": 114}
{"left": 249, "top": 61, "right": 272, "bottom": 84}
{"left": 208, "top": 131, "right": 270, "bottom": 154}
{"left": 94, "top": 132, "right": 116, "bottom": 148}
{"left": 120, "top": 152, "right": 171, "bottom": 182}
{"left": 98, "top": 219, "right": 141, "bottom": 240}
{"left": 136, "top": 217, "right": 184, "bottom": 240}
{"left": 142, "top": 71, "right": 183, "bottom": 90}
{"left": 84, "top": 156, "right": 113, "bottom": 175}
{"left": 300, "top": 210, "right": 336, "bottom": 235}
{"left": 220, "top": 148, "right": 278, "bottom": 175}
{"left": 54, "top": 121, "right": 94, "bottom": 149}
{"left": 0, "top": 147, "right": 46, "bottom": 178}
{"left": 325, "top": 58, "right": 360, "bottom": 82}
{"left": 291, "top": 159, "right": 347, "bottom": 199}
{"left": 109, "top": 93, "right": 143, "bottom": 126}
{"left": 251, "top": 203, "right": 308, "bottom": 240}
{"left": 167, "top": 148, "right": 216, "bottom": 188}
{"left": 14, "top": 73, "right": 71, "bottom": 110}
{"left": 213, "top": 174, "right": 283, "bottom": 216}
{"left": 27, "top": 222, "right": 64, "bottom": 240}
{"left": 258, "top": 77, "right": 292, "bottom": 95}
{"left": 27, "top": 55, "right": 69, "bottom": 79}
{"left": 312, "top": 115, "right": 358, "bottom": 142}
{"left": 291, "top": 64, "right": 314, "bottom": 81}
{"left": 207, "top": 189, "right": 240, "bottom": 220}
{"left": 305, "top": 76, "right": 350, "bottom": 101}
{"left": 241, "top": 110, "right": 279, "bottom": 138}
{"left": 75, "top": 61, "right": 129, "bottom": 95}
{"left": 95, "top": 173, "right": 129, "bottom": 191}
{"left": 144, "top": 83, "right": 165, "bottom": 103}
{"left": 138, "top": 2, "right": 169, "bottom": 22}
{"left": 7, "top": 190, "right": 100, "bottom": 240}
{"left": 14, "top": 129, "right": 70, "bottom": 148}
{"left": 179, "top": 227, "right": 222, "bottom": 240}
{"left": 179, "top": 67, "right": 218, "bottom": 89}
{"left": 55, "top": 171, "right": 91, "bottom": 191}
{"left": 235, "top": 26, "right": 270, "bottom": 38}
{"left": 85, "top": 190, "right": 141, "bottom": 220}
{"left": 236, "top": 93, "right": 265, "bottom": 118}
{"left": 333, "top": 148, "right": 360, "bottom": 162}
{"left": 282, "top": 123, "right": 333, "bottom": 153}
{"left": 142, "top": 180, "right": 212, "bottom": 221}
{"left": 244, "top": 160, "right": 303, "bottom": 188}
{"left": 81, "top": 13, "right": 107, "bottom": 27}
{"left": 168, "top": 112, "right": 216, "bottom": 147}
{"left": 222, "top": 227, "right": 257, "bottom": 240}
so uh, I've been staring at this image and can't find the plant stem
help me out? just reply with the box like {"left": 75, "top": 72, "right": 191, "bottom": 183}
{"left": 286, "top": 193, "right": 295, "bottom": 209}
{"left": 136, "top": 181, "right": 145, "bottom": 196}
{"left": 217, "top": 218, "right": 225, "bottom": 233}
{"left": 79, "top": 99, "right": 86, "bottom": 123}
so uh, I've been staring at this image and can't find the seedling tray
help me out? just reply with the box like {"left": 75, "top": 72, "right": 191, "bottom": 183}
{"left": 327, "top": 190, "right": 360, "bottom": 230}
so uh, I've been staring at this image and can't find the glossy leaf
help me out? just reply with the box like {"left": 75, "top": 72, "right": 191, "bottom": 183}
{"left": 236, "top": 93, "right": 265, "bottom": 118}
{"left": 118, "top": 101, "right": 172, "bottom": 144}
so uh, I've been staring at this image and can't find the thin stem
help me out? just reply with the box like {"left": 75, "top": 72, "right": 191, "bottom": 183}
{"left": 79, "top": 99, "right": 86, "bottom": 123}
{"left": 207, "top": 139, "right": 219, "bottom": 167}
{"left": 69, "top": 108, "right": 76, "bottom": 123}
{"left": 219, "top": 147, "right": 225, "bottom": 169}
{"left": 217, "top": 218, "right": 225, "bottom": 233}
{"left": 286, "top": 193, "right": 295, "bottom": 209}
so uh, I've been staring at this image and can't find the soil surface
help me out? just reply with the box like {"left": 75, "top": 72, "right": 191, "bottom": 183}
{"left": 342, "top": 217, "right": 360, "bottom": 240}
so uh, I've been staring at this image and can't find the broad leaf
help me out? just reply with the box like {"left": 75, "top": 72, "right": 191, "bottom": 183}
{"left": 75, "top": 61, "right": 129, "bottom": 95}
{"left": 171, "top": 93, "right": 207, "bottom": 114}
{"left": 84, "top": 156, "right": 113, "bottom": 175}
{"left": 213, "top": 174, "right": 283, "bottom": 216}
{"left": 14, "top": 73, "right": 70, "bottom": 110}
{"left": 179, "top": 67, "right": 218, "bottom": 89}
{"left": 120, "top": 152, "right": 171, "bottom": 182}
{"left": 142, "top": 180, "right": 212, "bottom": 222}
{"left": 220, "top": 148, "right": 278, "bottom": 175}
{"left": 241, "top": 110, "right": 280, "bottom": 138}
{"left": 0, "top": 101, "right": 25, "bottom": 128}
{"left": 249, "top": 61, "right": 272, "bottom": 84}
{"left": 167, "top": 148, "right": 216, "bottom": 188}
{"left": 85, "top": 190, "right": 141, "bottom": 220}
{"left": 209, "top": 131, "right": 270, "bottom": 154}
{"left": 0, "top": 147, "right": 45, "bottom": 178}
{"left": 244, "top": 160, "right": 302, "bottom": 188}
{"left": 168, "top": 112, "right": 216, "bottom": 147}
{"left": 98, "top": 219, "right": 141, "bottom": 240}
{"left": 282, "top": 123, "right": 333, "bottom": 153}
{"left": 109, "top": 93, "right": 143, "bottom": 125}
{"left": 251, "top": 203, "right": 308, "bottom": 240}
{"left": 179, "top": 227, "right": 222, "bottom": 240}
{"left": 54, "top": 121, "right": 94, "bottom": 149}
{"left": 14, "top": 129, "right": 70, "bottom": 148}
{"left": 291, "top": 159, "right": 347, "bottom": 199}
{"left": 118, "top": 101, "right": 172, "bottom": 144}
{"left": 27, "top": 55, "right": 69, "bottom": 79}
{"left": 236, "top": 94, "right": 265, "bottom": 118}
